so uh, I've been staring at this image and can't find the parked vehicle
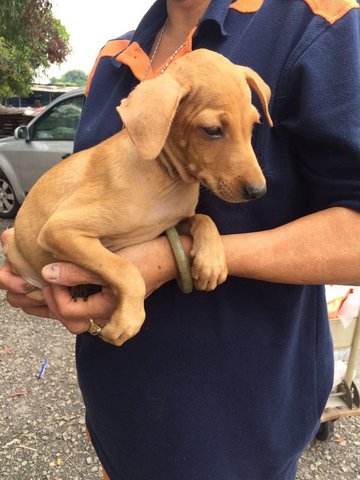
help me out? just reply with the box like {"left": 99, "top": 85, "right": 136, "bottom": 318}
{"left": 0, "top": 87, "right": 85, "bottom": 218}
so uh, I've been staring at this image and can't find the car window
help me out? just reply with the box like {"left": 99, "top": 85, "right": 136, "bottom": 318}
{"left": 32, "top": 95, "right": 84, "bottom": 141}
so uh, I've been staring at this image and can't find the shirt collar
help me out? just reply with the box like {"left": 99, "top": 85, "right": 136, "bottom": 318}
{"left": 199, "top": 0, "right": 234, "bottom": 36}
{"left": 131, "top": 0, "right": 232, "bottom": 50}
{"left": 111, "top": 0, "right": 233, "bottom": 75}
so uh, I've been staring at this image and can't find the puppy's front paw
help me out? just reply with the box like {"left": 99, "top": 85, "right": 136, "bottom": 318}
{"left": 191, "top": 247, "right": 228, "bottom": 291}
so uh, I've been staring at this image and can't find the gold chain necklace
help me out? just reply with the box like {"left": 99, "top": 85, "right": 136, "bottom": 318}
{"left": 122, "top": 21, "right": 186, "bottom": 130}
{"left": 141, "top": 19, "right": 186, "bottom": 82}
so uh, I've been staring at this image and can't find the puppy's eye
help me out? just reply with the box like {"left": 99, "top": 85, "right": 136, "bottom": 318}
{"left": 202, "top": 126, "right": 223, "bottom": 138}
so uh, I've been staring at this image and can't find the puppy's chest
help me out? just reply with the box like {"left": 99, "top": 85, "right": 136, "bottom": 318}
{"left": 147, "top": 190, "right": 193, "bottom": 225}
{"left": 101, "top": 182, "right": 198, "bottom": 251}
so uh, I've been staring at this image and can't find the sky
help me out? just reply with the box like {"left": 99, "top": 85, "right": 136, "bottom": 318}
{"left": 45, "top": 0, "right": 155, "bottom": 80}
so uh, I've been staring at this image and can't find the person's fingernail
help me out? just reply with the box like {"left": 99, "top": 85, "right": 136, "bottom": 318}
{"left": 42, "top": 264, "right": 60, "bottom": 281}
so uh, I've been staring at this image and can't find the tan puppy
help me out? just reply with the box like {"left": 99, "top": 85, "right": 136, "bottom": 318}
{"left": 7, "top": 49, "right": 272, "bottom": 346}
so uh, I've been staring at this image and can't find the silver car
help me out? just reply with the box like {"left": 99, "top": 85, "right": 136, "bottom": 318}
{"left": 0, "top": 87, "right": 85, "bottom": 218}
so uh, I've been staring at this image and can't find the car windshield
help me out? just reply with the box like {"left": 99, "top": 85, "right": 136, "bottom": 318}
{"left": 32, "top": 95, "right": 84, "bottom": 141}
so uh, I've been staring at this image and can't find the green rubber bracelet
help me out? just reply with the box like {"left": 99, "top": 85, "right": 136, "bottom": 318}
{"left": 165, "top": 227, "right": 193, "bottom": 294}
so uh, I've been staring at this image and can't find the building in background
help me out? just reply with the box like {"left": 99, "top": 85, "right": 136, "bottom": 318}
{"left": 0, "top": 84, "right": 78, "bottom": 138}
{"left": 5, "top": 84, "right": 78, "bottom": 108}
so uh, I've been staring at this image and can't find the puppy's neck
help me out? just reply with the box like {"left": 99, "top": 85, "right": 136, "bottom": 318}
{"left": 158, "top": 146, "right": 198, "bottom": 184}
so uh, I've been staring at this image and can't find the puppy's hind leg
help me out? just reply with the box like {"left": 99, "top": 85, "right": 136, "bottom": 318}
{"left": 38, "top": 219, "right": 146, "bottom": 346}
{"left": 5, "top": 229, "right": 45, "bottom": 300}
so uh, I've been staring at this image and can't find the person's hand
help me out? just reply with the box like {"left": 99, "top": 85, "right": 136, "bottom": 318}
{"left": 39, "top": 235, "right": 180, "bottom": 335}
{"left": 41, "top": 266, "right": 115, "bottom": 335}
{"left": 0, "top": 228, "right": 106, "bottom": 332}
{"left": 1, "top": 227, "right": 183, "bottom": 337}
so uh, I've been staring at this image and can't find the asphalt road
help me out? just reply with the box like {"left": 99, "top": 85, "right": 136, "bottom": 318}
{"left": 0, "top": 219, "right": 359, "bottom": 479}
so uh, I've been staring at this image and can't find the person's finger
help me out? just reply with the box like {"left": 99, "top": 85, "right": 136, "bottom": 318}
{"left": 0, "top": 261, "right": 37, "bottom": 294}
{"left": 42, "top": 262, "right": 105, "bottom": 286}
{"left": 22, "top": 305, "right": 52, "bottom": 318}
{"left": 59, "top": 316, "right": 109, "bottom": 336}
{"left": 6, "top": 291, "right": 45, "bottom": 308}
{"left": 43, "top": 287, "right": 109, "bottom": 335}
{"left": 42, "top": 285, "right": 116, "bottom": 321}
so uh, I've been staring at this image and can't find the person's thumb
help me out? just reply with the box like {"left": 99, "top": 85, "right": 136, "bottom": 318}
{"left": 42, "top": 262, "right": 104, "bottom": 286}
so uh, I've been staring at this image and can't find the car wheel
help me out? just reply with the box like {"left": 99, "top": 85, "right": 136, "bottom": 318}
{"left": 0, "top": 171, "right": 20, "bottom": 219}
{"left": 315, "top": 420, "right": 335, "bottom": 441}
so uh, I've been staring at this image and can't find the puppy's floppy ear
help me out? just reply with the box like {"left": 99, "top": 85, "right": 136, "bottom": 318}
{"left": 117, "top": 75, "right": 188, "bottom": 160}
{"left": 239, "top": 66, "right": 273, "bottom": 127}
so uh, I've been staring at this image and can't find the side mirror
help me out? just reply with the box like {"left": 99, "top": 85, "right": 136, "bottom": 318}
{"left": 14, "top": 126, "right": 29, "bottom": 141}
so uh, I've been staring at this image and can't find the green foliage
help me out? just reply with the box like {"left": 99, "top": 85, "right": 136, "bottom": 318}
{"left": 0, "top": 38, "right": 33, "bottom": 98}
{"left": 50, "top": 69, "right": 88, "bottom": 86}
{"left": 0, "top": 0, "right": 71, "bottom": 98}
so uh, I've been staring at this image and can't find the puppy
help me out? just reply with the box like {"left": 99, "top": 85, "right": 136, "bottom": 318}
{"left": 7, "top": 49, "right": 272, "bottom": 346}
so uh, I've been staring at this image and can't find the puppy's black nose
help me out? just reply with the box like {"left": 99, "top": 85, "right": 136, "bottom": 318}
{"left": 242, "top": 184, "right": 267, "bottom": 200}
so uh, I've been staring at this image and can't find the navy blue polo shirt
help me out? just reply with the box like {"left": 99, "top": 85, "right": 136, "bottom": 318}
{"left": 75, "top": 1, "right": 360, "bottom": 479}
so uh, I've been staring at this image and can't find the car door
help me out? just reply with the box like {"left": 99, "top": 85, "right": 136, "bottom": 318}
{"left": 17, "top": 93, "right": 84, "bottom": 193}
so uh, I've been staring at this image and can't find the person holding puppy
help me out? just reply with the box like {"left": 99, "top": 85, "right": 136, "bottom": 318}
{"left": 1, "top": 0, "right": 360, "bottom": 479}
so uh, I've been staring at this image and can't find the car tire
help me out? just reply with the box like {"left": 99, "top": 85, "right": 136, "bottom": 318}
{"left": 315, "top": 420, "right": 335, "bottom": 441}
{"left": 0, "top": 171, "right": 20, "bottom": 219}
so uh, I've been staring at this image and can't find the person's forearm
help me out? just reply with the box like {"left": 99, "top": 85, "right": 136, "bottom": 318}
{"left": 222, "top": 207, "right": 360, "bottom": 285}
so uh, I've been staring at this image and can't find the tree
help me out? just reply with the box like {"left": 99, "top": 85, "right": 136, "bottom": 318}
{"left": 50, "top": 69, "right": 88, "bottom": 86}
{"left": 0, "top": 0, "right": 71, "bottom": 98}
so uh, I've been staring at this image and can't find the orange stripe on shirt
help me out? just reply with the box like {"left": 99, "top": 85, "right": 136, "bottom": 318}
{"left": 303, "top": 0, "right": 359, "bottom": 25}
{"left": 116, "top": 26, "right": 196, "bottom": 81}
{"left": 85, "top": 39, "right": 131, "bottom": 96}
{"left": 115, "top": 42, "right": 151, "bottom": 81}
{"left": 230, "top": 0, "right": 264, "bottom": 13}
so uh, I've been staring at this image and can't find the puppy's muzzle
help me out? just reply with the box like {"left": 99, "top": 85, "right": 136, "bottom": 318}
{"left": 242, "top": 184, "right": 267, "bottom": 200}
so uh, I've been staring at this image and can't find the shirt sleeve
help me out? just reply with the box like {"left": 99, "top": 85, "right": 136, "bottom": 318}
{"left": 279, "top": 9, "right": 360, "bottom": 213}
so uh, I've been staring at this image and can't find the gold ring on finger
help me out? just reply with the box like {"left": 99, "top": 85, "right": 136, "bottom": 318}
{"left": 87, "top": 318, "right": 102, "bottom": 336}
